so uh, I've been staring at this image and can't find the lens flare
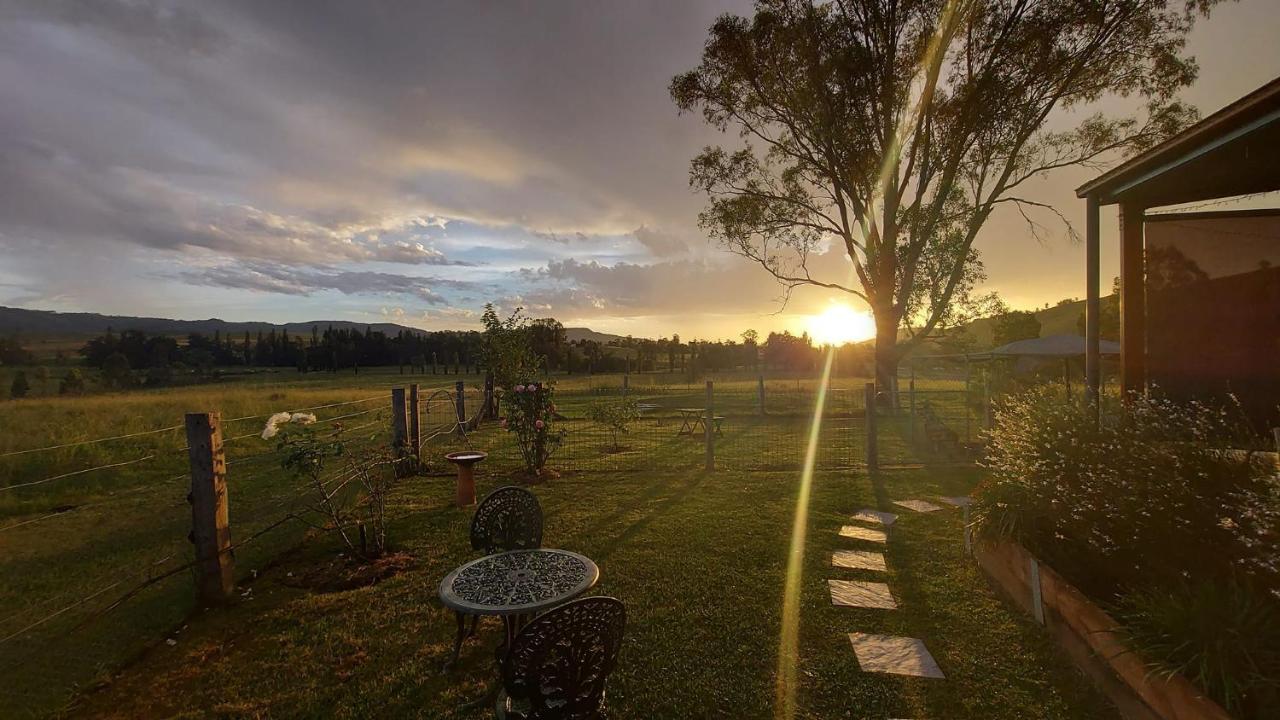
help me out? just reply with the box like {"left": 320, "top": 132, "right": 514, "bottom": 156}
{"left": 774, "top": 346, "right": 835, "bottom": 720}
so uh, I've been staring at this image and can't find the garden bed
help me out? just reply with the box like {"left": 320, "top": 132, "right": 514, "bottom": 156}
{"left": 976, "top": 539, "right": 1231, "bottom": 720}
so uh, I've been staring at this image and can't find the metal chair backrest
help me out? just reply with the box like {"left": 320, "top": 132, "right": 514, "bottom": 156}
{"left": 501, "top": 597, "right": 626, "bottom": 720}
{"left": 470, "top": 486, "right": 543, "bottom": 555}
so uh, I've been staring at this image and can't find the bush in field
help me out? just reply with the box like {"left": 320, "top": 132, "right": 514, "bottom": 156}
{"left": 101, "top": 352, "right": 132, "bottom": 388}
{"left": 587, "top": 398, "right": 639, "bottom": 452}
{"left": 501, "top": 381, "right": 564, "bottom": 477}
{"left": 59, "top": 368, "right": 85, "bottom": 395}
{"left": 973, "top": 385, "right": 1280, "bottom": 714}
{"left": 9, "top": 371, "right": 29, "bottom": 399}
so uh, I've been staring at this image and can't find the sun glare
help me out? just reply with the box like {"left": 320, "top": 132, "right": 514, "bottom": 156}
{"left": 806, "top": 303, "right": 876, "bottom": 346}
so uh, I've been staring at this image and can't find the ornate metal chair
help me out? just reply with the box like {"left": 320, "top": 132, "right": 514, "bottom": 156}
{"left": 497, "top": 597, "right": 627, "bottom": 720}
{"left": 446, "top": 486, "right": 544, "bottom": 669}
{"left": 471, "top": 486, "right": 544, "bottom": 554}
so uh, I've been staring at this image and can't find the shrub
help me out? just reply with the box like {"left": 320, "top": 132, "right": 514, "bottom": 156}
{"left": 9, "top": 371, "right": 29, "bottom": 399}
{"left": 59, "top": 368, "right": 86, "bottom": 395}
{"left": 1115, "top": 581, "right": 1280, "bottom": 716}
{"left": 587, "top": 398, "right": 639, "bottom": 452}
{"left": 501, "top": 381, "right": 564, "bottom": 476}
{"left": 975, "top": 386, "right": 1278, "bottom": 599}
{"left": 973, "top": 386, "right": 1280, "bottom": 714}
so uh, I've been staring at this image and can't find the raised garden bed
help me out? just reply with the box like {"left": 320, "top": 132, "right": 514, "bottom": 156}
{"left": 975, "top": 540, "right": 1231, "bottom": 720}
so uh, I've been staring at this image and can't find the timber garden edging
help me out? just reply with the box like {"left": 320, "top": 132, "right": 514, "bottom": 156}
{"left": 974, "top": 540, "right": 1232, "bottom": 720}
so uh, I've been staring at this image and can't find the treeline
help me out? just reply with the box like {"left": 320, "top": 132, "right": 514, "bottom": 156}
{"left": 79, "top": 325, "right": 488, "bottom": 376}
{"left": 70, "top": 323, "right": 872, "bottom": 384}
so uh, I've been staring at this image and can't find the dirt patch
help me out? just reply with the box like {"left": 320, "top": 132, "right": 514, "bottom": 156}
{"left": 278, "top": 552, "right": 415, "bottom": 593}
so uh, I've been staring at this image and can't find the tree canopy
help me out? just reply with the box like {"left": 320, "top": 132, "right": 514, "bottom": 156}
{"left": 673, "top": 0, "right": 1218, "bottom": 383}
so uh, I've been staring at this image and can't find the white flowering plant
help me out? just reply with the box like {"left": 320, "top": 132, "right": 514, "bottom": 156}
{"left": 501, "top": 381, "right": 564, "bottom": 476}
{"left": 972, "top": 385, "right": 1280, "bottom": 713}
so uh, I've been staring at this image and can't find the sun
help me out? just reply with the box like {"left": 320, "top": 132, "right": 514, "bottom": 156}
{"left": 806, "top": 303, "right": 876, "bottom": 346}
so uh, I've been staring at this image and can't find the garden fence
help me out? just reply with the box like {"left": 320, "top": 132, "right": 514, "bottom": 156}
{"left": 0, "top": 371, "right": 983, "bottom": 718}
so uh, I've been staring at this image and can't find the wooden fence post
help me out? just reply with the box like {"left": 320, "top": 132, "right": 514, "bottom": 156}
{"left": 391, "top": 387, "right": 408, "bottom": 451}
{"left": 408, "top": 384, "right": 421, "bottom": 460}
{"left": 864, "top": 383, "right": 878, "bottom": 472}
{"left": 704, "top": 380, "right": 714, "bottom": 472}
{"left": 454, "top": 380, "right": 466, "bottom": 435}
{"left": 185, "top": 412, "right": 234, "bottom": 603}
{"left": 757, "top": 374, "right": 765, "bottom": 416}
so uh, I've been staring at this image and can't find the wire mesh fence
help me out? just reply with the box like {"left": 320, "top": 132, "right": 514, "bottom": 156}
{"left": 0, "top": 372, "right": 985, "bottom": 717}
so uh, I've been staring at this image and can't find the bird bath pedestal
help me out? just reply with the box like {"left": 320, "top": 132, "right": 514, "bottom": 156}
{"left": 444, "top": 451, "right": 486, "bottom": 507}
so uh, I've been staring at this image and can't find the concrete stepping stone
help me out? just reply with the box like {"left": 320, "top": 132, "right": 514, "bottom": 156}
{"left": 832, "top": 549, "right": 887, "bottom": 572}
{"left": 940, "top": 496, "right": 972, "bottom": 508}
{"left": 847, "top": 633, "right": 945, "bottom": 678}
{"left": 894, "top": 499, "right": 943, "bottom": 513}
{"left": 839, "top": 525, "right": 887, "bottom": 543}
{"left": 828, "top": 579, "right": 897, "bottom": 609}
{"left": 852, "top": 508, "right": 897, "bottom": 526}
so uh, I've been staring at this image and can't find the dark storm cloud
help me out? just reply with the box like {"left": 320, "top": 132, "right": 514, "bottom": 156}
{"left": 179, "top": 261, "right": 477, "bottom": 303}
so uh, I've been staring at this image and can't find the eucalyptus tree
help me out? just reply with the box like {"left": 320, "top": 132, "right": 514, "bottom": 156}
{"left": 673, "top": 0, "right": 1219, "bottom": 387}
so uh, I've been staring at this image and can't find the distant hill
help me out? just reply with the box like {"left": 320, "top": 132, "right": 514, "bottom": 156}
{"left": 926, "top": 293, "right": 1116, "bottom": 352}
{"left": 563, "top": 327, "right": 625, "bottom": 344}
{"left": 0, "top": 306, "right": 426, "bottom": 339}
{"left": 0, "top": 306, "right": 632, "bottom": 348}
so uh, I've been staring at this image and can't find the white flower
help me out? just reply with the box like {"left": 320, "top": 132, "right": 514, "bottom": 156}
{"left": 261, "top": 411, "right": 318, "bottom": 439}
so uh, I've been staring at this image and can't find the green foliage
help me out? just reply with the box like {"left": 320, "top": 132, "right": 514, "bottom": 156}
{"left": 974, "top": 386, "right": 1280, "bottom": 715}
{"left": 1115, "top": 581, "right": 1280, "bottom": 716}
{"left": 9, "top": 371, "right": 29, "bottom": 399}
{"left": 480, "top": 304, "right": 542, "bottom": 390}
{"left": 587, "top": 398, "right": 640, "bottom": 451}
{"left": 58, "top": 368, "right": 85, "bottom": 395}
{"left": 991, "top": 310, "right": 1041, "bottom": 347}
{"left": 673, "top": 0, "right": 1211, "bottom": 375}
{"left": 500, "top": 381, "right": 564, "bottom": 475}
{"left": 101, "top": 352, "right": 132, "bottom": 389}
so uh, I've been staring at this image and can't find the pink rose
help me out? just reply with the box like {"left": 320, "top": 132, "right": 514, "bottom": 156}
{"left": 535, "top": 419, "right": 545, "bottom": 429}
{"left": 514, "top": 384, "right": 525, "bottom": 393}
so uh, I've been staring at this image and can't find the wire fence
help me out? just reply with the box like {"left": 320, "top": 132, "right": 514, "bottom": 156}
{"left": 0, "top": 374, "right": 985, "bottom": 717}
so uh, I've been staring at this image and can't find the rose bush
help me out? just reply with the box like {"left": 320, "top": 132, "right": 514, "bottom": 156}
{"left": 501, "top": 380, "right": 564, "bottom": 477}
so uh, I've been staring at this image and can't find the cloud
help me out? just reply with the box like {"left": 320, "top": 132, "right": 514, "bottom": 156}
{"left": 632, "top": 225, "right": 691, "bottom": 256}
{"left": 178, "top": 261, "right": 477, "bottom": 303}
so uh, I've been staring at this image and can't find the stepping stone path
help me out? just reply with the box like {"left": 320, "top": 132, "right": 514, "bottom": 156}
{"left": 832, "top": 549, "right": 887, "bottom": 571}
{"left": 847, "top": 633, "right": 945, "bottom": 679}
{"left": 828, "top": 579, "right": 897, "bottom": 609}
{"left": 852, "top": 509, "right": 898, "bottom": 526}
{"left": 839, "top": 525, "right": 887, "bottom": 543}
{"left": 893, "top": 499, "right": 943, "bottom": 513}
{"left": 832, "top": 508, "right": 945, "bottom": 686}
{"left": 940, "top": 495, "right": 972, "bottom": 508}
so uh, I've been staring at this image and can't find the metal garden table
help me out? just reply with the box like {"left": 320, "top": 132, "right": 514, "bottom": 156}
{"left": 676, "top": 407, "right": 702, "bottom": 434}
{"left": 439, "top": 549, "right": 600, "bottom": 706}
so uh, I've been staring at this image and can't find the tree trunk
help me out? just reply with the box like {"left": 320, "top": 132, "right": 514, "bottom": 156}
{"left": 872, "top": 310, "right": 900, "bottom": 408}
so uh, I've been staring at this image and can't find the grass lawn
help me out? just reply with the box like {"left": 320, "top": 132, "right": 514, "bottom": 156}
{"left": 67, "top": 466, "right": 1118, "bottom": 719}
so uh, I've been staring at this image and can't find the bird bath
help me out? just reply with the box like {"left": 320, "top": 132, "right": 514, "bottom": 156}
{"left": 444, "top": 451, "right": 487, "bottom": 507}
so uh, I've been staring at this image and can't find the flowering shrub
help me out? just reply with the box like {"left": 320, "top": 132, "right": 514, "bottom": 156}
{"left": 973, "top": 385, "right": 1280, "bottom": 713}
{"left": 501, "top": 381, "right": 564, "bottom": 476}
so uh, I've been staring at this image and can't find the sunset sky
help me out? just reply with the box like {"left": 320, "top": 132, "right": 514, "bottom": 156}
{"left": 2, "top": 0, "right": 1278, "bottom": 340}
